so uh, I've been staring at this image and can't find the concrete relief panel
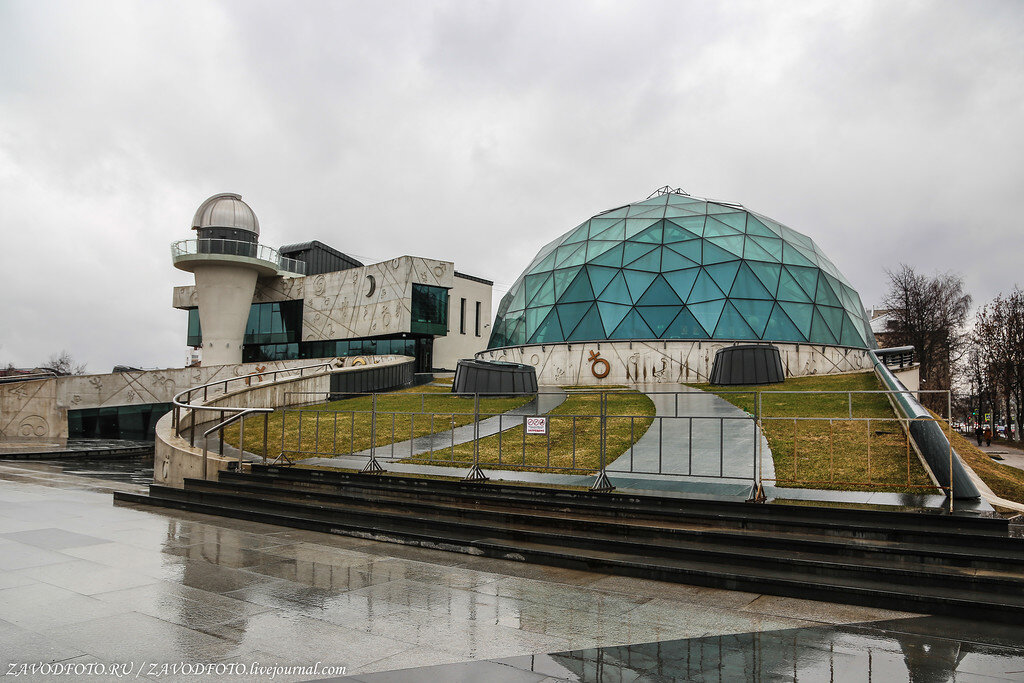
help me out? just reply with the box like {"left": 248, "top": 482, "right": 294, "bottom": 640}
{"left": 0, "top": 377, "right": 65, "bottom": 439}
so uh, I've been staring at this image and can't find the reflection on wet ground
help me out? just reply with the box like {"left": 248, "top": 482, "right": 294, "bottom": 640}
{"left": 0, "top": 460, "right": 1022, "bottom": 681}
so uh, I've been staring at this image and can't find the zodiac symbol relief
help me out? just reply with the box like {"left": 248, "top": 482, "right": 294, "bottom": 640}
{"left": 19, "top": 415, "right": 48, "bottom": 437}
{"left": 588, "top": 350, "right": 610, "bottom": 379}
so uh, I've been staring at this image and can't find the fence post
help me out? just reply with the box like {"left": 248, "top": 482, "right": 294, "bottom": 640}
{"left": 361, "top": 392, "right": 384, "bottom": 474}
{"left": 263, "top": 412, "right": 269, "bottom": 464}
{"left": 948, "top": 391, "right": 954, "bottom": 513}
{"left": 591, "top": 391, "right": 614, "bottom": 492}
{"left": 464, "top": 392, "right": 487, "bottom": 482}
{"left": 748, "top": 391, "right": 766, "bottom": 503}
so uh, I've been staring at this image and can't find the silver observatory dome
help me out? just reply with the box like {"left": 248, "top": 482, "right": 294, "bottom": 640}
{"left": 191, "top": 193, "right": 260, "bottom": 236}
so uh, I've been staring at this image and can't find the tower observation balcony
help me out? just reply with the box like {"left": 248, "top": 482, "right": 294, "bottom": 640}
{"left": 171, "top": 238, "right": 307, "bottom": 277}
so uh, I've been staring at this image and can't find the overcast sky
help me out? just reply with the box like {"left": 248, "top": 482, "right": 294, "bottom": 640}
{"left": 1, "top": 0, "right": 1021, "bottom": 373}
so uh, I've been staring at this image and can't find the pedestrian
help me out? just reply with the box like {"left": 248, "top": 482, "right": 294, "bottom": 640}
{"left": 976, "top": 425, "right": 984, "bottom": 446}
{"left": 985, "top": 425, "right": 992, "bottom": 447}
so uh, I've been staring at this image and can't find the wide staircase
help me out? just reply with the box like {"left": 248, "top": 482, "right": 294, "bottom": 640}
{"left": 114, "top": 465, "right": 1024, "bottom": 623}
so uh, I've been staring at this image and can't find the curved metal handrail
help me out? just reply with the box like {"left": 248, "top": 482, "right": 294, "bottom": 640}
{"left": 171, "top": 359, "right": 344, "bottom": 448}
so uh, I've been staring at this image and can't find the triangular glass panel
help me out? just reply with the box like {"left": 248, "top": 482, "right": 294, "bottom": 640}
{"left": 634, "top": 193, "right": 670, "bottom": 207}
{"left": 524, "top": 272, "right": 552, "bottom": 306}
{"left": 627, "top": 205, "right": 666, "bottom": 219}
{"left": 705, "top": 261, "right": 741, "bottom": 295}
{"left": 814, "top": 274, "right": 842, "bottom": 308}
{"left": 597, "top": 271, "right": 631, "bottom": 304}
{"left": 597, "top": 301, "right": 632, "bottom": 334}
{"left": 623, "top": 269, "right": 658, "bottom": 303}
{"left": 624, "top": 217, "right": 661, "bottom": 240}
{"left": 661, "top": 247, "right": 697, "bottom": 271}
{"left": 559, "top": 270, "right": 595, "bottom": 304}
{"left": 567, "top": 305, "right": 605, "bottom": 341}
{"left": 529, "top": 309, "right": 561, "bottom": 344}
{"left": 688, "top": 269, "right": 725, "bottom": 303}
{"left": 561, "top": 223, "right": 590, "bottom": 246}
{"left": 749, "top": 212, "right": 782, "bottom": 236}
{"left": 779, "top": 301, "right": 814, "bottom": 337}
{"left": 742, "top": 237, "right": 779, "bottom": 264}
{"left": 782, "top": 225, "right": 814, "bottom": 249}
{"left": 529, "top": 249, "right": 558, "bottom": 275}
{"left": 637, "top": 305, "right": 681, "bottom": 338}
{"left": 763, "top": 304, "right": 806, "bottom": 342}
{"left": 663, "top": 268, "right": 700, "bottom": 301}
{"left": 636, "top": 275, "right": 682, "bottom": 307}
{"left": 839, "top": 315, "right": 865, "bottom": 347}
{"left": 818, "top": 305, "right": 845, "bottom": 342}
{"left": 728, "top": 264, "right": 773, "bottom": 300}
{"left": 713, "top": 301, "right": 759, "bottom": 340}
{"left": 749, "top": 235, "right": 784, "bottom": 261}
{"left": 794, "top": 243, "right": 820, "bottom": 267}
{"left": 610, "top": 308, "right": 655, "bottom": 340}
{"left": 587, "top": 216, "right": 624, "bottom": 237}
{"left": 665, "top": 202, "right": 707, "bottom": 218}
{"left": 809, "top": 307, "right": 838, "bottom": 345}
{"left": 508, "top": 316, "right": 527, "bottom": 345}
{"left": 666, "top": 308, "right": 708, "bottom": 339}
{"left": 707, "top": 234, "right": 745, "bottom": 258}
{"left": 703, "top": 217, "right": 744, "bottom": 238}
{"left": 508, "top": 282, "right": 527, "bottom": 312}
{"left": 634, "top": 222, "right": 665, "bottom": 244}
{"left": 784, "top": 266, "right": 819, "bottom": 302}
{"left": 664, "top": 216, "right": 705, "bottom": 239}
{"left": 624, "top": 247, "right": 662, "bottom": 272}
{"left": 589, "top": 219, "right": 626, "bottom": 242}
{"left": 745, "top": 214, "right": 778, "bottom": 238}
{"left": 555, "top": 302, "right": 592, "bottom": 339}
{"left": 781, "top": 243, "right": 815, "bottom": 268}
{"left": 775, "top": 267, "right": 812, "bottom": 303}
{"left": 665, "top": 239, "right": 702, "bottom": 263}
{"left": 747, "top": 261, "right": 782, "bottom": 296}
{"left": 525, "top": 305, "right": 554, "bottom": 340}
{"left": 527, "top": 273, "right": 556, "bottom": 308}
{"left": 555, "top": 243, "right": 586, "bottom": 268}
{"left": 701, "top": 239, "right": 741, "bottom": 265}
{"left": 732, "top": 298, "right": 774, "bottom": 337}
{"left": 552, "top": 267, "right": 581, "bottom": 299}
{"left": 584, "top": 239, "right": 620, "bottom": 262}
{"left": 711, "top": 212, "right": 747, "bottom": 232}
{"left": 585, "top": 265, "right": 619, "bottom": 299}
{"left": 688, "top": 299, "right": 727, "bottom": 336}
{"left": 623, "top": 242, "right": 657, "bottom": 266}
{"left": 589, "top": 243, "right": 624, "bottom": 268}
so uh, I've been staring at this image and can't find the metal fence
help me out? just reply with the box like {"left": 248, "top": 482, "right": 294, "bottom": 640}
{"left": 219, "top": 387, "right": 956, "bottom": 501}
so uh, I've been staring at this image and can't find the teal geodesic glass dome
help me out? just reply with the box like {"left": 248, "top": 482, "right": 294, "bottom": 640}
{"left": 488, "top": 188, "right": 876, "bottom": 349}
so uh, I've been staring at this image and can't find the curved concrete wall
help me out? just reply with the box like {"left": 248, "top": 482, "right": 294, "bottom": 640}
{"left": 477, "top": 341, "right": 872, "bottom": 386}
{"left": 154, "top": 355, "right": 412, "bottom": 488}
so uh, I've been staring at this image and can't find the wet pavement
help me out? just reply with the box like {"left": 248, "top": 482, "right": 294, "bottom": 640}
{"left": 1, "top": 460, "right": 1022, "bottom": 681}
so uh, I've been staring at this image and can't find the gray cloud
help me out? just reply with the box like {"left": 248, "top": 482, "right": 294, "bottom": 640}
{"left": 1, "top": 0, "right": 1021, "bottom": 371}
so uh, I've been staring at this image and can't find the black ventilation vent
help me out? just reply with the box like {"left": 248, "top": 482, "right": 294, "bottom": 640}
{"left": 452, "top": 359, "right": 538, "bottom": 395}
{"left": 710, "top": 345, "right": 785, "bottom": 385}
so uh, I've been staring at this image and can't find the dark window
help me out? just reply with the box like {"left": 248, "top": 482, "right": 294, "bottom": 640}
{"left": 244, "top": 300, "right": 302, "bottom": 345}
{"left": 460, "top": 298, "right": 467, "bottom": 335}
{"left": 187, "top": 308, "right": 202, "bottom": 347}
{"left": 475, "top": 301, "right": 481, "bottom": 337}
{"left": 411, "top": 284, "right": 449, "bottom": 336}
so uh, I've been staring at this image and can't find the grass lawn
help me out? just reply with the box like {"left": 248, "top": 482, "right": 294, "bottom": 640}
{"left": 695, "top": 372, "right": 936, "bottom": 493}
{"left": 223, "top": 384, "right": 532, "bottom": 460}
{"left": 403, "top": 387, "right": 656, "bottom": 473}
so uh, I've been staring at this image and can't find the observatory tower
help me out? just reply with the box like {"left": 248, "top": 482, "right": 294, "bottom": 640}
{"left": 171, "top": 193, "right": 305, "bottom": 366}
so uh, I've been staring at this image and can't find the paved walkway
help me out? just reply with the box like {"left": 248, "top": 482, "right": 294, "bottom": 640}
{"left": 977, "top": 440, "right": 1024, "bottom": 473}
{"left": 1, "top": 461, "right": 1021, "bottom": 681}
{"left": 607, "top": 383, "right": 775, "bottom": 484}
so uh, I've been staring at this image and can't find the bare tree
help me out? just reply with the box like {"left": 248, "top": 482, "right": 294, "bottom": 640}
{"left": 974, "top": 288, "right": 1024, "bottom": 441}
{"left": 41, "top": 350, "right": 88, "bottom": 376}
{"left": 882, "top": 265, "right": 971, "bottom": 411}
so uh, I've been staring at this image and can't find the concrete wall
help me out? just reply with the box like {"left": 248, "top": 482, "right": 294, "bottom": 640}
{"left": 154, "top": 355, "right": 410, "bottom": 488}
{"left": 174, "top": 255, "right": 457, "bottom": 342}
{"left": 0, "top": 357, "right": 336, "bottom": 441}
{"left": 892, "top": 365, "right": 921, "bottom": 393}
{"left": 434, "top": 275, "right": 493, "bottom": 371}
{"left": 477, "top": 340, "right": 873, "bottom": 385}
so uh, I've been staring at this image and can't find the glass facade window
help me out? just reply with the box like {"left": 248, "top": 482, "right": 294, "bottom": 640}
{"left": 475, "top": 301, "right": 481, "bottom": 337}
{"left": 68, "top": 403, "right": 172, "bottom": 440}
{"left": 489, "top": 190, "right": 876, "bottom": 350}
{"left": 186, "top": 301, "right": 302, "bottom": 347}
{"left": 241, "top": 335, "right": 434, "bottom": 373}
{"left": 460, "top": 298, "right": 467, "bottom": 334}
{"left": 411, "top": 284, "right": 449, "bottom": 336}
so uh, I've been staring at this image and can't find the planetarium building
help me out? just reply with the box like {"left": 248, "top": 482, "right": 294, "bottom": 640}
{"left": 477, "top": 187, "right": 877, "bottom": 384}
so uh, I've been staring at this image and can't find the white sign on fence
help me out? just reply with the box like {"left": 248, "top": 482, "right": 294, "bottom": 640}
{"left": 525, "top": 417, "right": 547, "bottom": 435}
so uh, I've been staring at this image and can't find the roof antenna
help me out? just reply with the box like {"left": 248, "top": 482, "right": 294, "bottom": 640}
{"left": 648, "top": 185, "right": 688, "bottom": 199}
